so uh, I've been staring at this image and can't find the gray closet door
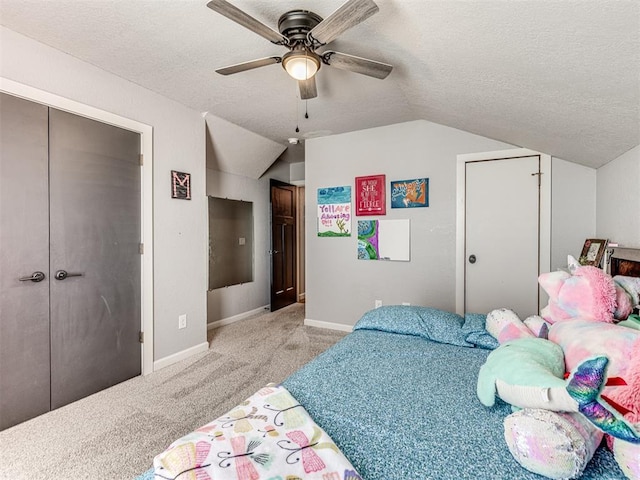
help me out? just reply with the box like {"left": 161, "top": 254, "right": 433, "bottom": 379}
{"left": 0, "top": 93, "right": 51, "bottom": 430}
{"left": 49, "top": 109, "right": 141, "bottom": 409}
{"left": 465, "top": 156, "right": 540, "bottom": 318}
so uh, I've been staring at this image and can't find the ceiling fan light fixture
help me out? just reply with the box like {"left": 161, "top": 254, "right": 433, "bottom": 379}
{"left": 282, "top": 50, "right": 321, "bottom": 81}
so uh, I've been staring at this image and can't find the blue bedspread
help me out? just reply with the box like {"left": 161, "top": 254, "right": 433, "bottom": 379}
{"left": 282, "top": 309, "right": 624, "bottom": 479}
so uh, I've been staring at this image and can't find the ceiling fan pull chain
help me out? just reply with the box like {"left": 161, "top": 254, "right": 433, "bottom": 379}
{"left": 295, "top": 84, "right": 300, "bottom": 132}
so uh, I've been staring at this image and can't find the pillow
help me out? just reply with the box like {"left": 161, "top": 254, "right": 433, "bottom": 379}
{"left": 462, "top": 313, "right": 499, "bottom": 350}
{"left": 504, "top": 409, "right": 602, "bottom": 480}
{"left": 354, "top": 305, "right": 474, "bottom": 347}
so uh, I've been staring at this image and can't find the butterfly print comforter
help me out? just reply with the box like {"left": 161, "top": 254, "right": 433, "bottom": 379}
{"left": 152, "top": 384, "right": 361, "bottom": 480}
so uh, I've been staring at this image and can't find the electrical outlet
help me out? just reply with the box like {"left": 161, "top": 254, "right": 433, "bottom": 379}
{"left": 375, "top": 300, "right": 383, "bottom": 309}
{"left": 178, "top": 314, "right": 187, "bottom": 329}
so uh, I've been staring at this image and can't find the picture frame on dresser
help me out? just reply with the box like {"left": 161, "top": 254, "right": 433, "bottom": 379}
{"left": 579, "top": 238, "right": 608, "bottom": 267}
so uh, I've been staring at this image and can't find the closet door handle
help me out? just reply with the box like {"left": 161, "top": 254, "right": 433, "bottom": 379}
{"left": 468, "top": 254, "right": 477, "bottom": 264}
{"left": 54, "top": 270, "right": 83, "bottom": 281}
{"left": 18, "top": 271, "right": 46, "bottom": 282}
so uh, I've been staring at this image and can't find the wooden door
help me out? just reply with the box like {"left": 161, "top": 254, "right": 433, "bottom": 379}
{"left": 465, "top": 156, "right": 540, "bottom": 318}
{"left": 270, "top": 181, "right": 297, "bottom": 311}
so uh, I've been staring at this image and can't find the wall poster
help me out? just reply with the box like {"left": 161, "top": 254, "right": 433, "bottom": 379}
{"left": 390, "top": 177, "right": 429, "bottom": 208}
{"left": 355, "top": 174, "right": 386, "bottom": 216}
{"left": 317, "top": 186, "right": 351, "bottom": 237}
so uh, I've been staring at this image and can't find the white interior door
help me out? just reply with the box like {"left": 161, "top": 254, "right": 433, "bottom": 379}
{"left": 465, "top": 156, "right": 540, "bottom": 318}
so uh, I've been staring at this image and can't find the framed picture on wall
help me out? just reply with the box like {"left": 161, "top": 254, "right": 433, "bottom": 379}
{"left": 171, "top": 170, "right": 192, "bottom": 200}
{"left": 355, "top": 174, "right": 385, "bottom": 216}
{"left": 579, "top": 238, "right": 608, "bottom": 267}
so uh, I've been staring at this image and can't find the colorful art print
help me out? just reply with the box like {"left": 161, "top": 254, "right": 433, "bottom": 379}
{"left": 317, "top": 186, "right": 351, "bottom": 237}
{"left": 357, "top": 220, "right": 379, "bottom": 260}
{"left": 390, "top": 178, "right": 428, "bottom": 208}
{"left": 355, "top": 174, "right": 386, "bottom": 216}
{"left": 171, "top": 170, "right": 191, "bottom": 200}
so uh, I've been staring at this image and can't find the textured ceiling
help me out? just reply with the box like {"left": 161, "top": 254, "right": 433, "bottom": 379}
{"left": 1, "top": 0, "right": 638, "bottom": 168}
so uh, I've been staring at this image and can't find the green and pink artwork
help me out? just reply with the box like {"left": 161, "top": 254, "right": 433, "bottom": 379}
{"left": 358, "top": 220, "right": 379, "bottom": 260}
{"left": 358, "top": 220, "right": 380, "bottom": 260}
{"left": 317, "top": 186, "right": 351, "bottom": 237}
{"left": 390, "top": 178, "right": 428, "bottom": 208}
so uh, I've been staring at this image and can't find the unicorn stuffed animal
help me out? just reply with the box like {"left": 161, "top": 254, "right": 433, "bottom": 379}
{"left": 478, "top": 257, "right": 640, "bottom": 479}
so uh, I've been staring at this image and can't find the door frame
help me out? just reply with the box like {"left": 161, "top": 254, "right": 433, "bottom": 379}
{"left": 287, "top": 179, "right": 306, "bottom": 303}
{"left": 0, "top": 77, "right": 154, "bottom": 375}
{"left": 455, "top": 148, "right": 551, "bottom": 316}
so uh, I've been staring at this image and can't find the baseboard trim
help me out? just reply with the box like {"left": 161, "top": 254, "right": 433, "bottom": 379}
{"left": 153, "top": 341, "right": 209, "bottom": 371}
{"left": 304, "top": 318, "right": 353, "bottom": 333}
{"left": 298, "top": 292, "right": 306, "bottom": 302}
{"left": 207, "top": 305, "right": 270, "bottom": 330}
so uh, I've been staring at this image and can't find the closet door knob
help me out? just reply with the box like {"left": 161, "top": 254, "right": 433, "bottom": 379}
{"left": 54, "top": 270, "right": 83, "bottom": 280}
{"left": 468, "top": 255, "right": 477, "bottom": 264}
{"left": 18, "top": 271, "right": 46, "bottom": 282}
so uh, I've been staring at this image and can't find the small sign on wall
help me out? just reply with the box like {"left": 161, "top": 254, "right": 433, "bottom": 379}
{"left": 171, "top": 170, "right": 191, "bottom": 200}
{"left": 355, "top": 174, "right": 386, "bottom": 216}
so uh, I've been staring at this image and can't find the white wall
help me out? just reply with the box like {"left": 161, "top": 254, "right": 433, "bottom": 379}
{"left": 290, "top": 162, "right": 305, "bottom": 184}
{"left": 551, "top": 158, "right": 597, "bottom": 270}
{"left": 206, "top": 161, "right": 290, "bottom": 323}
{"left": 596, "top": 145, "right": 640, "bottom": 248}
{"left": 0, "top": 27, "right": 208, "bottom": 363}
{"left": 305, "top": 120, "right": 514, "bottom": 328}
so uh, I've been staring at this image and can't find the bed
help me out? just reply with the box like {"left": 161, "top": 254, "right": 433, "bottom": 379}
{"left": 139, "top": 305, "right": 630, "bottom": 479}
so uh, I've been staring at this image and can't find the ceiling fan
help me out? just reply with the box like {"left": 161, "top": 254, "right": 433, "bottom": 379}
{"left": 206, "top": 0, "right": 393, "bottom": 100}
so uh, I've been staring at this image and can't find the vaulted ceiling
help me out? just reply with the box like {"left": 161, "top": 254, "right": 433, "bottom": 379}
{"left": 1, "top": 0, "right": 638, "bottom": 169}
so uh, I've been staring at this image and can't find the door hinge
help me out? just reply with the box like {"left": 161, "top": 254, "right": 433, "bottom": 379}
{"left": 139, "top": 331, "right": 144, "bottom": 343}
{"left": 139, "top": 243, "right": 144, "bottom": 254}
{"left": 139, "top": 153, "right": 144, "bottom": 166}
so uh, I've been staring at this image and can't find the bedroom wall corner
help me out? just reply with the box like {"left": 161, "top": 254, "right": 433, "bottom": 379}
{"left": 551, "top": 158, "right": 597, "bottom": 270}
{"left": 596, "top": 145, "right": 640, "bottom": 248}
{"left": 206, "top": 160, "right": 291, "bottom": 324}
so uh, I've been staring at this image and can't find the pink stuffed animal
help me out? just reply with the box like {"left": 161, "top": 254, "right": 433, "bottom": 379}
{"left": 539, "top": 256, "right": 640, "bottom": 324}
{"left": 484, "top": 257, "right": 640, "bottom": 479}
{"left": 538, "top": 257, "right": 640, "bottom": 479}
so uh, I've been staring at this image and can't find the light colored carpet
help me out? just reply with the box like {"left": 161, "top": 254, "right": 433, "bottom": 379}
{"left": 0, "top": 303, "right": 346, "bottom": 480}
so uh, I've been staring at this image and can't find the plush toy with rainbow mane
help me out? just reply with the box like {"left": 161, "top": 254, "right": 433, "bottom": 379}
{"left": 477, "top": 256, "right": 640, "bottom": 479}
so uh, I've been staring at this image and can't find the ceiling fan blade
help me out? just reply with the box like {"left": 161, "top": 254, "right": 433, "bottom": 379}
{"left": 323, "top": 51, "right": 392, "bottom": 79}
{"left": 298, "top": 77, "right": 318, "bottom": 100}
{"left": 308, "top": 0, "right": 379, "bottom": 46}
{"left": 207, "top": 0, "right": 288, "bottom": 45}
{"left": 216, "top": 56, "right": 282, "bottom": 75}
